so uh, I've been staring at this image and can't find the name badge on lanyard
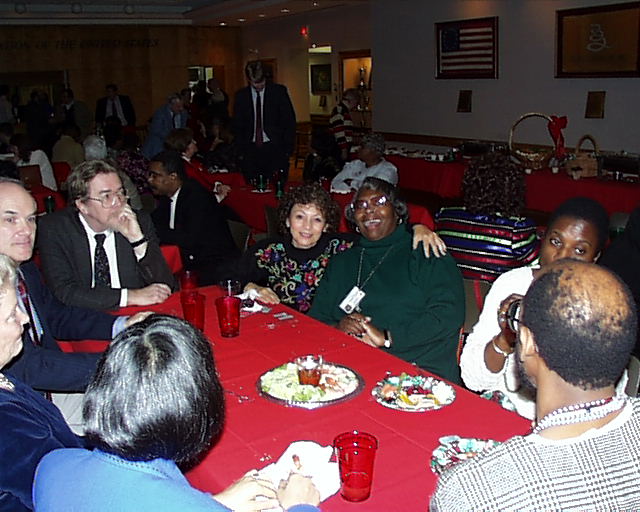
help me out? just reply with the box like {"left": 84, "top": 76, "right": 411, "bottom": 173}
{"left": 339, "top": 285, "right": 366, "bottom": 314}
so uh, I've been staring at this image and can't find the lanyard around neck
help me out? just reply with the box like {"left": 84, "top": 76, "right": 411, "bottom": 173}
{"left": 356, "top": 245, "right": 394, "bottom": 290}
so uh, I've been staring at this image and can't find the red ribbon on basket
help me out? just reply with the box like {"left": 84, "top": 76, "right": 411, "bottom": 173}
{"left": 547, "top": 115, "right": 568, "bottom": 159}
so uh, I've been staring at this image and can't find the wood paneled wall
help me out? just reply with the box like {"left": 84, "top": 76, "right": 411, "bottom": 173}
{"left": 0, "top": 25, "right": 243, "bottom": 124}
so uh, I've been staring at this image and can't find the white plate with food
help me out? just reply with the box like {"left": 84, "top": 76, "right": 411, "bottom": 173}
{"left": 430, "top": 435, "right": 500, "bottom": 475}
{"left": 258, "top": 362, "right": 364, "bottom": 409}
{"left": 371, "top": 372, "right": 456, "bottom": 412}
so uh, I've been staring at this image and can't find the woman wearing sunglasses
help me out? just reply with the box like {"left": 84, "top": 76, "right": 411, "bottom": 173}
{"left": 310, "top": 178, "right": 465, "bottom": 383}
{"left": 459, "top": 197, "right": 620, "bottom": 419}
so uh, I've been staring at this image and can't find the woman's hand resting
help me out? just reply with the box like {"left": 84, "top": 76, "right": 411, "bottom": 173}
{"left": 244, "top": 283, "right": 280, "bottom": 305}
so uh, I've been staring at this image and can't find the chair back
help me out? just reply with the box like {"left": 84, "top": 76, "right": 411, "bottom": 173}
{"left": 19, "top": 165, "right": 42, "bottom": 189}
{"left": 626, "top": 355, "right": 640, "bottom": 397}
{"left": 463, "top": 278, "right": 491, "bottom": 333}
{"left": 264, "top": 205, "right": 280, "bottom": 238}
{"left": 52, "top": 161, "right": 72, "bottom": 188}
{"left": 227, "top": 220, "right": 251, "bottom": 252}
{"left": 407, "top": 203, "right": 435, "bottom": 230}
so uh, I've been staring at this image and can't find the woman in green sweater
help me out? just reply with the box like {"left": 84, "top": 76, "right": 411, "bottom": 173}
{"left": 309, "top": 178, "right": 465, "bottom": 383}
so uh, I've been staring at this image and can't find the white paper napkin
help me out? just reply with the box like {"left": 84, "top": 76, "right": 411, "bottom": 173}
{"left": 256, "top": 440, "right": 340, "bottom": 511}
{"left": 236, "top": 288, "right": 264, "bottom": 313}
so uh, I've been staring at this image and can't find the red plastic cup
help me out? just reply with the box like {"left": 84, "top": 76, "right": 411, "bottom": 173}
{"left": 180, "top": 270, "right": 199, "bottom": 290}
{"left": 215, "top": 295, "right": 241, "bottom": 337}
{"left": 181, "top": 291, "right": 205, "bottom": 331}
{"left": 333, "top": 431, "right": 378, "bottom": 502}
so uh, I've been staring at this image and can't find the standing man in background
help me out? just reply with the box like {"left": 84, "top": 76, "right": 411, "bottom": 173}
{"left": 329, "top": 88, "right": 358, "bottom": 165}
{"left": 95, "top": 84, "right": 136, "bottom": 130}
{"left": 232, "top": 60, "right": 296, "bottom": 183}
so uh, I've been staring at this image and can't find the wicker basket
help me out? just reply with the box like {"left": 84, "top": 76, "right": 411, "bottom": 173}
{"left": 508, "top": 112, "right": 556, "bottom": 171}
{"left": 565, "top": 135, "right": 599, "bottom": 180}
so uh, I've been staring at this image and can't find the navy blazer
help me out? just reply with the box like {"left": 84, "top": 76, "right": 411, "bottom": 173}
{"left": 95, "top": 94, "right": 136, "bottom": 126}
{"left": 0, "top": 373, "right": 81, "bottom": 511}
{"left": 232, "top": 83, "right": 296, "bottom": 155}
{"left": 37, "top": 207, "right": 175, "bottom": 310}
{"left": 4, "top": 262, "right": 115, "bottom": 392}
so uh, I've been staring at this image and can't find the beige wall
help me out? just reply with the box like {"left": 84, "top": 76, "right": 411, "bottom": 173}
{"left": 0, "top": 25, "right": 243, "bottom": 123}
{"left": 371, "top": 0, "right": 640, "bottom": 152}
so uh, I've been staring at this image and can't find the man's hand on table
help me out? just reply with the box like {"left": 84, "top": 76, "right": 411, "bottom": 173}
{"left": 127, "top": 283, "right": 172, "bottom": 306}
{"left": 213, "top": 471, "right": 279, "bottom": 512}
{"left": 278, "top": 473, "right": 320, "bottom": 510}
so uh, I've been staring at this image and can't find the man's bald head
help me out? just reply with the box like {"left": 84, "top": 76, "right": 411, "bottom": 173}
{"left": 522, "top": 260, "right": 636, "bottom": 389}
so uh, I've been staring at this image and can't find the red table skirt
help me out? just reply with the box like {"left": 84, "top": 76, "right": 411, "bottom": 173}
{"left": 387, "top": 154, "right": 640, "bottom": 215}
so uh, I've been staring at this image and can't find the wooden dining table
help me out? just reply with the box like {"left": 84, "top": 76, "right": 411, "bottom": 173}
{"left": 68, "top": 286, "right": 530, "bottom": 510}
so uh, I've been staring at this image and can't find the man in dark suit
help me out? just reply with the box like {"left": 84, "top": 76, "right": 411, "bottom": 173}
{"left": 95, "top": 83, "right": 136, "bottom": 128}
{"left": 38, "top": 160, "right": 174, "bottom": 311}
{"left": 232, "top": 60, "right": 296, "bottom": 182}
{"left": 0, "top": 177, "right": 148, "bottom": 431}
{"left": 148, "top": 150, "right": 238, "bottom": 286}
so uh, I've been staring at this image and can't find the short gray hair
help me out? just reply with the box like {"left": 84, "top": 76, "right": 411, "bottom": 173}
{"left": 83, "top": 135, "right": 107, "bottom": 161}
{"left": 361, "top": 133, "right": 386, "bottom": 156}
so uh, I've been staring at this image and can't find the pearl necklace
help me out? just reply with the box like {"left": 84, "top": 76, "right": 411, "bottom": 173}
{"left": 530, "top": 396, "right": 626, "bottom": 435}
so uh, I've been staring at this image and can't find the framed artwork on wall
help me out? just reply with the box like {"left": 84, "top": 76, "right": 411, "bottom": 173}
{"left": 557, "top": 2, "right": 640, "bottom": 77}
{"left": 435, "top": 16, "right": 498, "bottom": 79}
{"left": 310, "top": 64, "right": 332, "bottom": 94}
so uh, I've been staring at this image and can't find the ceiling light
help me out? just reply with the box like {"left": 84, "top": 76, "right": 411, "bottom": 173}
{"left": 219, "top": 21, "right": 227, "bottom": 26}
{"left": 258, "top": 13, "right": 266, "bottom": 18}
{"left": 237, "top": 18, "right": 246, "bottom": 22}
{"left": 313, "top": 1, "right": 319, "bottom": 5}
{"left": 281, "top": 8, "right": 290, "bottom": 13}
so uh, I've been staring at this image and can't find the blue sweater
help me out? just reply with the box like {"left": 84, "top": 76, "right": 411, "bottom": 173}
{"left": 34, "top": 448, "right": 320, "bottom": 512}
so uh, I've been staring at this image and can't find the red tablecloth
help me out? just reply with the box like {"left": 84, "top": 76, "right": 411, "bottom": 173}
{"left": 65, "top": 287, "right": 529, "bottom": 509}
{"left": 525, "top": 169, "right": 640, "bottom": 215}
{"left": 387, "top": 155, "right": 466, "bottom": 199}
{"left": 386, "top": 155, "right": 640, "bottom": 215}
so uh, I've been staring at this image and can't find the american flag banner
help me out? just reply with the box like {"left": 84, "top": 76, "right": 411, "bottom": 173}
{"left": 436, "top": 17, "right": 498, "bottom": 79}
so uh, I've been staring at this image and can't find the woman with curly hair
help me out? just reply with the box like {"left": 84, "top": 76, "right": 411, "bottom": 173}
{"left": 435, "top": 151, "right": 539, "bottom": 282}
{"left": 235, "top": 182, "right": 441, "bottom": 313}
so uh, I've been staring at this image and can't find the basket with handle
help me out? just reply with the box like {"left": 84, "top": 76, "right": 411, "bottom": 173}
{"left": 565, "top": 134, "right": 599, "bottom": 180}
{"left": 508, "top": 112, "right": 556, "bottom": 171}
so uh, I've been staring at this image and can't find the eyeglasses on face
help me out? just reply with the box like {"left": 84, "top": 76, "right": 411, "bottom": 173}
{"left": 351, "top": 195, "right": 389, "bottom": 212}
{"left": 85, "top": 189, "right": 128, "bottom": 208}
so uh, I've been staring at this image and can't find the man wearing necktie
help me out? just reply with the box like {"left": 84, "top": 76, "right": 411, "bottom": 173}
{"left": 0, "top": 177, "right": 150, "bottom": 432}
{"left": 232, "top": 60, "right": 296, "bottom": 183}
{"left": 38, "top": 160, "right": 174, "bottom": 311}
{"left": 95, "top": 83, "right": 136, "bottom": 128}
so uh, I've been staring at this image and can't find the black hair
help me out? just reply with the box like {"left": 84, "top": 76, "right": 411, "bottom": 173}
{"left": 83, "top": 314, "right": 225, "bottom": 465}
{"left": 462, "top": 151, "right": 525, "bottom": 217}
{"left": 277, "top": 182, "right": 340, "bottom": 234}
{"left": 344, "top": 177, "right": 408, "bottom": 225}
{"left": 547, "top": 197, "right": 609, "bottom": 252}
{"left": 522, "top": 261, "right": 637, "bottom": 389}
{"left": 150, "top": 150, "right": 186, "bottom": 181}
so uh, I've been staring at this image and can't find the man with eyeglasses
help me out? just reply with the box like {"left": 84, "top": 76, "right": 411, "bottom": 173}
{"left": 431, "top": 261, "right": 640, "bottom": 511}
{"left": 0, "top": 177, "right": 151, "bottom": 433}
{"left": 38, "top": 160, "right": 174, "bottom": 311}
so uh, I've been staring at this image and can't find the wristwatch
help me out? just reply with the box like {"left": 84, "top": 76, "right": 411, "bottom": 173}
{"left": 383, "top": 329, "right": 393, "bottom": 349}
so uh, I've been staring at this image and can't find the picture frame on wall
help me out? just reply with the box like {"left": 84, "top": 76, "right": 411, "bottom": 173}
{"left": 310, "top": 64, "right": 332, "bottom": 94}
{"left": 557, "top": 2, "right": 640, "bottom": 77}
{"left": 435, "top": 16, "right": 498, "bottom": 79}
